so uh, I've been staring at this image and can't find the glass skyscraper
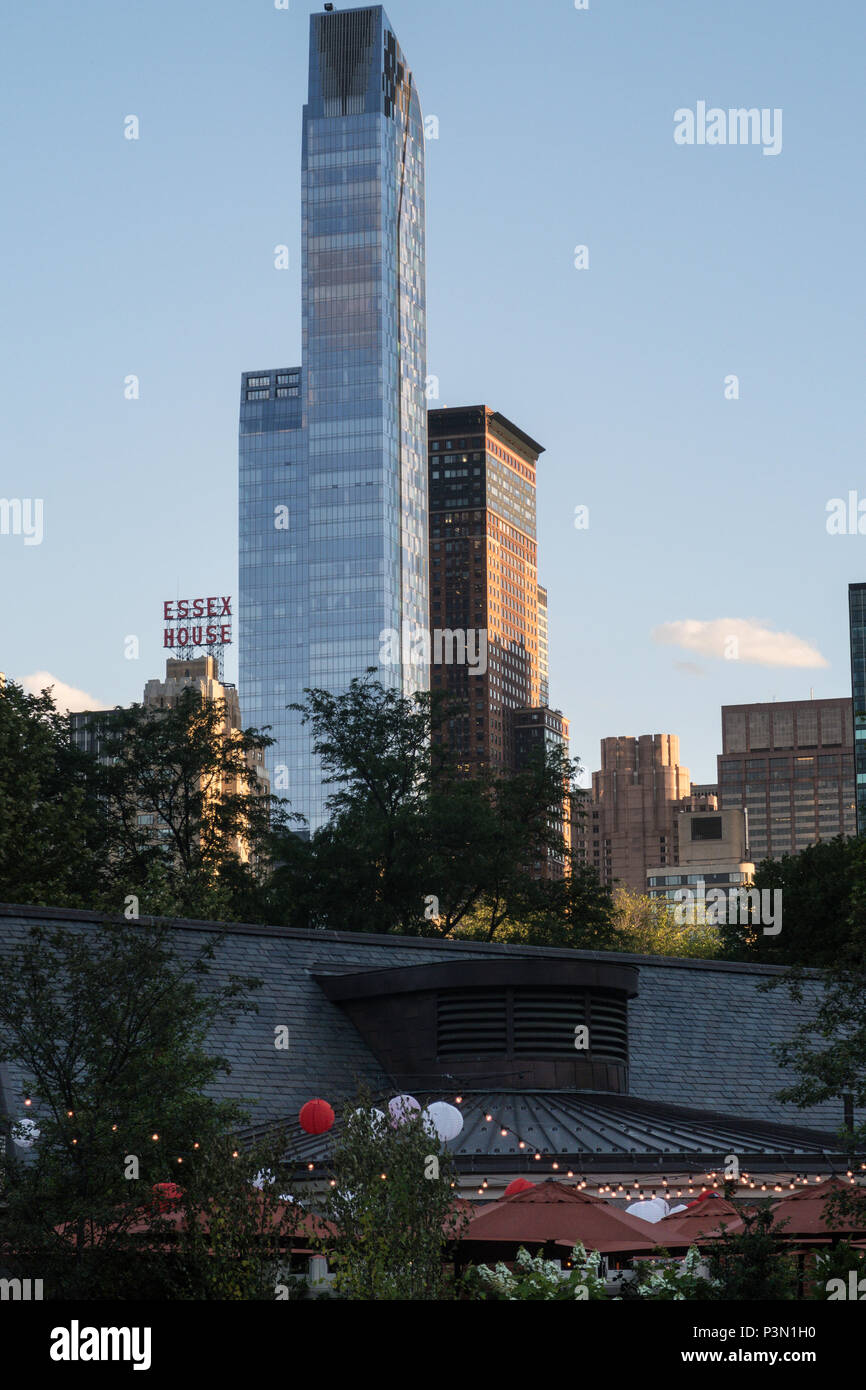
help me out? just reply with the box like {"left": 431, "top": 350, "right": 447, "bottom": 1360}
{"left": 239, "top": 6, "right": 428, "bottom": 832}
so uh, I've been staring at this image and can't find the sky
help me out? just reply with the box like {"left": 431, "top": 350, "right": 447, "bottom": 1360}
{"left": 1, "top": 0, "right": 864, "bottom": 785}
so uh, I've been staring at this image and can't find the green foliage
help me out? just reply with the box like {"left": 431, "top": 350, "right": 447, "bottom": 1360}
{"left": 272, "top": 671, "right": 610, "bottom": 942}
{"left": 462, "top": 1243, "right": 609, "bottom": 1300}
{"left": 717, "top": 836, "right": 865, "bottom": 967}
{"left": 610, "top": 886, "right": 720, "bottom": 958}
{"left": 0, "top": 681, "right": 110, "bottom": 907}
{"left": 705, "top": 1207, "right": 798, "bottom": 1301}
{"left": 0, "top": 673, "right": 617, "bottom": 950}
{"left": 0, "top": 920, "right": 262, "bottom": 1298}
{"left": 165, "top": 1133, "right": 300, "bottom": 1300}
{"left": 93, "top": 687, "right": 287, "bottom": 921}
{"left": 807, "top": 1241, "right": 866, "bottom": 1299}
{"left": 618, "top": 1246, "right": 720, "bottom": 1300}
{"left": 311, "top": 1098, "right": 466, "bottom": 1300}
{"left": 770, "top": 873, "right": 866, "bottom": 1113}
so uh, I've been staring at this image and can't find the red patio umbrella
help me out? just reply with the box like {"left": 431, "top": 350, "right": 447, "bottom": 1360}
{"left": 461, "top": 1181, "right": 658, "bottom": 1255}
{"left": 769, "top": 1178, "right": 866, "bottom": 1239}
{"left": 651, "top": 1193, "right": 743, "bottom": 1247}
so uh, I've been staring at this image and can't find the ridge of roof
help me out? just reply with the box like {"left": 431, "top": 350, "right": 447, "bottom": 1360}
{"left": 0, "top": 901, "right": 808, "bottom": 979}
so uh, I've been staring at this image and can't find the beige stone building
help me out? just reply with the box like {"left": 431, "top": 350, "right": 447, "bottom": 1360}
{"left": 646, "top": 807, "right": 755, "bottom": 903}
{"left": 141, "top": 656, "right": 270, "bottom": 864}
{"left": 574, "top": 734, "right": 716, "bottom": 891}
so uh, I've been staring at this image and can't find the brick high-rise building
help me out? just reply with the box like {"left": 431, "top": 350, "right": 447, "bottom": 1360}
{"left": 716, "top": 698, "right": 856, "bottom": 861}
{"left": 573, "top": 734, "right": 713, "bottom": 892}
{"left": 427, "top": 405, "right": 562, "bottom": 775}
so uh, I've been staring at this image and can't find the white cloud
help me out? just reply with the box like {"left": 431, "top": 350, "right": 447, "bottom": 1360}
{"left": 22, "top": 671, "right": 103, "bottom": 713}
{"left": 652, "top": 619, "right": 828, "bottom": 669}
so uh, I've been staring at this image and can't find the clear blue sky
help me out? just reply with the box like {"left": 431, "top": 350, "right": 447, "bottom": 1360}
{"left": 1, "top": 0, "right": 863, "bottom": 785}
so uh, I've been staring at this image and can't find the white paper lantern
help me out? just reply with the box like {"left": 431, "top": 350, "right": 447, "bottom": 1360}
{"left": 15, "top": 1117, "right": 39, "bottom": 1148}
{"left": 421, "top": 1102, "right": 464, "bottom": 1143}
{"left": 626, "top": 1197, "right": 670, "bottom": 1224}
{"left": 351, "top": 1106, "right": 386, "bottom": 1130}
{"left": 388, "top": 1094, "right": 420, "bottom": 1125}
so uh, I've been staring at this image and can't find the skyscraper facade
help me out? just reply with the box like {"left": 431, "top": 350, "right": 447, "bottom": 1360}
{"left": 849, "top": 582, "right": 866, "bottom": 833}
{"left": 239, "top": 6, "right": 427, "bottom": 832}
{"left": 716, "top": 698, "right": 856, "bottom": 860}
{"left": 427, "top": 405, "right": 548, "bottom": 776}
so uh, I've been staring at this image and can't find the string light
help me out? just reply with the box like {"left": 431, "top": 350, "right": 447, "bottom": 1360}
{"left": 151, "top": 1133, "right": 159, "bottom": 1141}
{"left": 24, "top": 1098, "right": 32, "bottom": 1108}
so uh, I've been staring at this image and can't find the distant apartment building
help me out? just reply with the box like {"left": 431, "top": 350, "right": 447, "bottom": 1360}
{"left": 646, "top": 807, "right": 754, "bottom": 903}
{"left": 849, "top": 583, "right": 866, "bottom": 833}
{"left": 573, "top": 734, "right": 714, "bottom": 892}
{"left": 716, "top": 699, "right": 856, "bottom": 861}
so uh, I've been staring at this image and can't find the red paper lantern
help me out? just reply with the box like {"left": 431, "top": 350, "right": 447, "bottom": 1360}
{"left": 299, "top": 1099, "right": 335, "bottom": 1135}
{"left": 152, "top": 1182, "right": 183, "bottom": 1211}
{"left": 504, "top": 1178, "right": 536, "bottom": 1197}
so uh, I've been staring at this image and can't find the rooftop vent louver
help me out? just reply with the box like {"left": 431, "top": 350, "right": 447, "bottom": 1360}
{"left": 437, "top": 988, "right": 628, "bottom": 1062}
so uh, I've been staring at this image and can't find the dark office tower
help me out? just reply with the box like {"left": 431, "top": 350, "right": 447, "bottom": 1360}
{"left": 239, "top": 7, "right": 427, "bottom": 833}
{"left": 850, "top": 583, "right": 866, "bottom": 832}
{"left": 428, "top": 407, "right": 542, "bottom": 775}
{"left": 717, "top": 699, "right": 856, "bottom": 860}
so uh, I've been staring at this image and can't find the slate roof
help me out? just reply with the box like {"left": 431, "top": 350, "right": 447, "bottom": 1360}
{"left": 0, "top": 903, "right": 862, "bottom": 1158}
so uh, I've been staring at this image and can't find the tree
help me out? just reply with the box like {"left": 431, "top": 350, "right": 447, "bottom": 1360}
{"left": 165, "top": 1131, "right": 301, "bottom": 1301}
{"left": 705, "top": 1207, "right": 797, "bottom": 1301}
{"left": 611, "top": 885, "right": 719, "bottom": 959}
{"left": 716, "top": 836, "right": 865, "bottom": 967}
{"left": 95, "top": 689, "right": 287, "bottom": 921}
{"left": 311, "top": 1099, "right": 466, "bottom": 1300}
{"left": 0, "top": 679, "right": 110, "bottom": 908}
{"left": 277, "top": 672, "right": 596, "bottom": 940}
{"left": 0, "top": 920, "right": 263, "bottom": 1298}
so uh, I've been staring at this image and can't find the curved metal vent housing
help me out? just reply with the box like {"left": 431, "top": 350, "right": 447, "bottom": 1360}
{"left": 314, "top": 957, "right": 638, "bottom": 1094}
{"left": 437, "top": 988, "right": 628, "bottom": 1062}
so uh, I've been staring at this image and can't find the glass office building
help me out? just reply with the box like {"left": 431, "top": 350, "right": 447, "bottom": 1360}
{"left": 849, "top": 582, "right": 866, "bottom": 833}
{"left": 240, "top": 6, "right": 428, "bottom": 832}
